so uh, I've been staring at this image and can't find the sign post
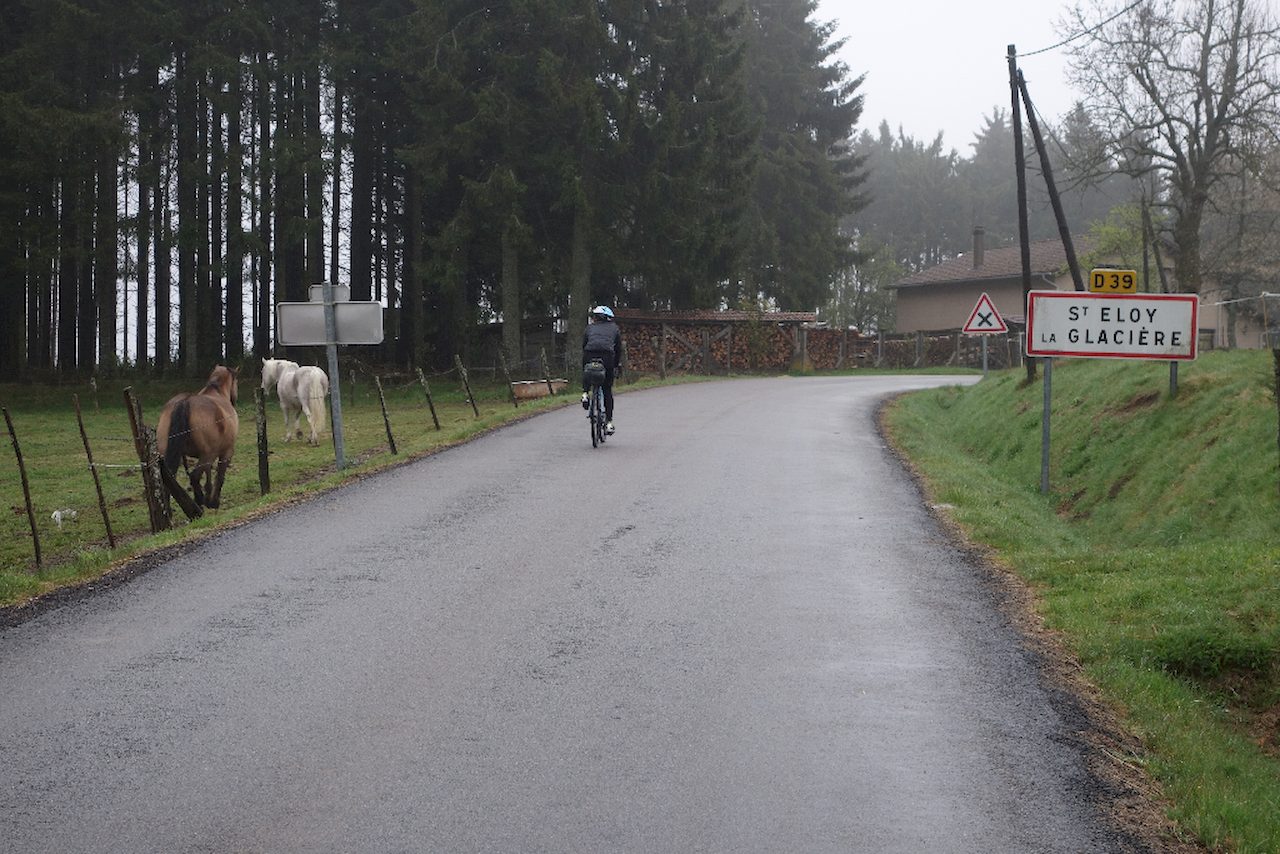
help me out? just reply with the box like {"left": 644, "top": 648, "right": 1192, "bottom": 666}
{"left": 321, "top": 282, "right": 346, "bottom": 471}
{"left": 276, "top": 286, "right": 384, "bottom": 471}
{"left": 963, "top": 293, "right": 1008, "bottom": 379}
{"left": 1025, "top": 288, "right": 1198, "bottom": 493}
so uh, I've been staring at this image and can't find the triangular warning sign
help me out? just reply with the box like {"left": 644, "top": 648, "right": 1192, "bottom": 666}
{"left": 963, "top": 292, "right": 1008, "bottom": 334}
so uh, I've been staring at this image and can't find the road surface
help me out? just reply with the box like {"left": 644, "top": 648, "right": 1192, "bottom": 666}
{"left": 2, "top": 375, "right": 1136, "bottom": 853}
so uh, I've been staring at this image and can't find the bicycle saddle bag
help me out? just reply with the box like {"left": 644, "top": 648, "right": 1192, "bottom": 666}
{"left": 582, "top": 360, "right": 607, "bottom": 386}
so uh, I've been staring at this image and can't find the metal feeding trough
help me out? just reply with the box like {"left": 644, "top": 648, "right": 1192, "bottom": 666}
{"left": 511, "top": 380, "right": 568, "bottom": 400}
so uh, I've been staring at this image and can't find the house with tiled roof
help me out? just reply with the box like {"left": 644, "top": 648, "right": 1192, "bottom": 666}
{"left": 887, "top": 227, "right": 1268, "bottom": 349}
{"left": 885, "top": 228, "right": 1094, "bottom": 333}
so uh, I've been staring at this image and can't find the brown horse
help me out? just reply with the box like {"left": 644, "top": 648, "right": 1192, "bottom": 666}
{"left": 157, "top": 365, "right": 240, "bottom": 509}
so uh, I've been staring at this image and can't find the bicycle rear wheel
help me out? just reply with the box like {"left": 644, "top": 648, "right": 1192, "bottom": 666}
{"left": 589, "top": 385, "right": 601, "bottom": 447}
{"left": 595, "top": 387, "right": 607, "bottom": 445}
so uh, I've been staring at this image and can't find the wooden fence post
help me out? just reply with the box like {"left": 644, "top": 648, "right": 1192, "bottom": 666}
{"left": 4, "top": 407, "right": 41, "bottom": 569}
{"left": 541, "top": 348, "right": 555, "bottom": 396}
{"left": 125, "top": 388, "right": 200, "bottom": 522}
{"left": 498, "top": 350, "right": 519, "bottom": 407}
{"left": 417, "top": 369, "right": 441, "bottom": 431}
{"left": 158, "top": 455, "right": 203, "bottom": 521}
{"left": 256, "top": 387, "right": 270, "bottom": 495}
{"left": 660, "top": 325, "right": 668, "bottom": 380}
{"left": 73, "top": 394, "right": 115, "bottom": 549}
{"left": 123, "top": 387, "right": 171, "bottom": 532}
{"left": 454, "top": 355, "right": 480, "bottom": 417}
{"left": 375, "top": 377, "right": 398, "bottom": 454}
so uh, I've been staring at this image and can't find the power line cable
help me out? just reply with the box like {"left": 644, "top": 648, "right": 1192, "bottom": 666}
{"left": 1017, "top": 0, "right": 1148, "bottom": 57}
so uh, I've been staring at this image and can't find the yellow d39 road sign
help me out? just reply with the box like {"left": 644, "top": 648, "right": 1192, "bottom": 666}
{"left": 1090, "top": 268, "right": 1138, "bottom": 293}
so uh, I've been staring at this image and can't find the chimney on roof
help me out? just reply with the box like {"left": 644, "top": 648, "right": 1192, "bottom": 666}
{"left": 973, "top": 226, "right": 985, "bottom": 269}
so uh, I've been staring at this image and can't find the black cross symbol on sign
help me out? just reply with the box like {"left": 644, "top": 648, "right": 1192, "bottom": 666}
{"left": 974, "top": 311, "right": 995, "bottom": 327}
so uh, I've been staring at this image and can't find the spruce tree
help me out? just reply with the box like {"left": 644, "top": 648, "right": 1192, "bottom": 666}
{"left": 739, "top": 0, "right": 866, "bottom": 311}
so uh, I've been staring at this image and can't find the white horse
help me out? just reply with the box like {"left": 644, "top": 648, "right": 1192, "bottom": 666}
{"left": 261, "top": 358, "right": 330, "bottom": 445}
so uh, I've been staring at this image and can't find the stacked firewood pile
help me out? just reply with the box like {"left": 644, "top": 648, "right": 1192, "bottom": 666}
{"left": 619, "top": 323, "right": 884, "bottom": 374}
{"left": 870, "top": 332, "right": 1024, "bottom": 370}
{"left": 620, "top": 322, "right": 669, "bottom": 373}
{"left": 875, "top": 337, "right": 918, "bottom": 369}
{"left": 803, "top": 328, "right": 879, "bottom": 370}
{"left": 621, "top": 322, "right": 797, "bottom": 373}
{"left": 720, "top": 324, "right": 793, "bottom": 372}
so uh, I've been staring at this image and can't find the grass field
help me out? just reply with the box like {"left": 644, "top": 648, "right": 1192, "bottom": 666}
{"left": 883, "top": 349, "right": 1280, "bottom": 853}
{"left": 0, "top": 364, "right": 622, "bottom": 606}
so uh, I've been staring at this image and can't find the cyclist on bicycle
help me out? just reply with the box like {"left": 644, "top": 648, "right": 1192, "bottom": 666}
{"left": 581, "top": 305, "right": 622, "bottom": 434}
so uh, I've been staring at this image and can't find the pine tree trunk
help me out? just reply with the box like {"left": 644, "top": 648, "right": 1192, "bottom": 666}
{"left": 254, "top": 54, "right": 272, "bottom": 357}
{"left": 277, "top": 71, "right": 307, "bottom": 304}
{"left": 569, "top": 207, "right": 591, "bottom": 359}
{"left": 0, "top": 179, "right": 24, "bottom": 379}
{"left": 329, "top": 79, "right": 342, "bottom": 298}
{"left": 502, "top": 230, "right": 521, "bottom": 364}
{"left": 203, "top": 83, "right": 220, "bottom": 364}
{"left": 176, "top": 49, "right": 199, "bottom": 376}
{"left": 306, "top": 66, "right": 325, "bottom": 287}
{"left": 76, "top": 169, "right": 96, "bottom": 371}
{"left": 137, "top": 94, "right": 152, "bottom": 369}
{"left": 400, "top": 170, "right": 423, "bottom": 368}
{"left": 226, "top": 67, "right": 245, "bottom": 359}
{"left": 31, "top": 184, "right": 53, "bottom": 370}
{"left": 350, "top": 90, "right": 374, "bottom": 302}
{"left": 155, "top": 161, "right": 172, "bottom": 370}
{"left": 58, "top": 176, "right": 80, "bottom": 370}
{"left": 95, "top": 141, "right": 118, "bottom": 373}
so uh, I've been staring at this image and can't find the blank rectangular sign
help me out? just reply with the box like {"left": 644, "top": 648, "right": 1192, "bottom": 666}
{"left": 275, "top": 302, "right": 385, "bottom": 346}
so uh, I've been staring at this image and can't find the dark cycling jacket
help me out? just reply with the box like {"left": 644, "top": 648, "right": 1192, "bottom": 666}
{"left": 582, "top": 320, "right": 622, "bottom": 367}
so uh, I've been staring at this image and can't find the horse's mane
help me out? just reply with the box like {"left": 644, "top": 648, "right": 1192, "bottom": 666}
{"left": 201, "top": 365, "right": 238, "bottom": 406}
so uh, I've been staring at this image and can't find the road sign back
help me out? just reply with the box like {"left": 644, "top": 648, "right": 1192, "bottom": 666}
{"left": 963, "top": 293, "right": 1008, "bottom": 334}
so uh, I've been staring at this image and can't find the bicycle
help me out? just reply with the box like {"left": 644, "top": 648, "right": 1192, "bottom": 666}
{"left": 583, "top": 359, "right": 608, "bottom": 448}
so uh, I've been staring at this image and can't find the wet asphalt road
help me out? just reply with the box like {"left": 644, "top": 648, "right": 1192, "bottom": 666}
{"left": 1, "top": 375, "right": 1131, "bottom": 853}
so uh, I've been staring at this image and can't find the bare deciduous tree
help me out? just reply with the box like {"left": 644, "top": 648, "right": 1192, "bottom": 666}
{"left": 1199, "top": 149, "right": 1280, "bottom": 344}
{"left": 1059, "top": 0, "right": 1280, "bottom": 294}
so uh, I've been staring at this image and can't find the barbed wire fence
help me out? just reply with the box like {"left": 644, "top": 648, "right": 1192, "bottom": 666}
{"left": 0, "top": 352, "right": 587, "bottom": 575}
{"left": 2, "top": 334, "right": 1022, "bottom": 575}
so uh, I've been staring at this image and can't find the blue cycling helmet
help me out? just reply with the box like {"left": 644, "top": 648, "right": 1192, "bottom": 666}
{"left": 592, "top": 306, "right": 615, "bottom": 320}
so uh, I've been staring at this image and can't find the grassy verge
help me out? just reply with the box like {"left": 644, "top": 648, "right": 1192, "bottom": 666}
{"left": 0, "top": 369, "right": 696, "bottom": 608}
{"left": 882, "top": 350, "right": 1280, "bottom": 853}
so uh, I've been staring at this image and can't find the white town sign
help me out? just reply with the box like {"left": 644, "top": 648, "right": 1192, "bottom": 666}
{"left": 1025, "top": 291, "right": 1198, "bottom": 361}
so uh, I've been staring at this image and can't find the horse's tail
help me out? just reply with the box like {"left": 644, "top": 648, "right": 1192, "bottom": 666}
{"left": 307, "top": 370, "right": 328, "bottom": 435}
{"left": 163, "top": 399, "right": 191, "bottom": 475}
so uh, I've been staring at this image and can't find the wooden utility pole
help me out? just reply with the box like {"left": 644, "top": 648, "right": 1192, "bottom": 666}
{"left": 1010, "top": 45, "right": 1035, "bottom": 383}
{"left": 1017, "top": 71, "right": 1083, "bottom": 292}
